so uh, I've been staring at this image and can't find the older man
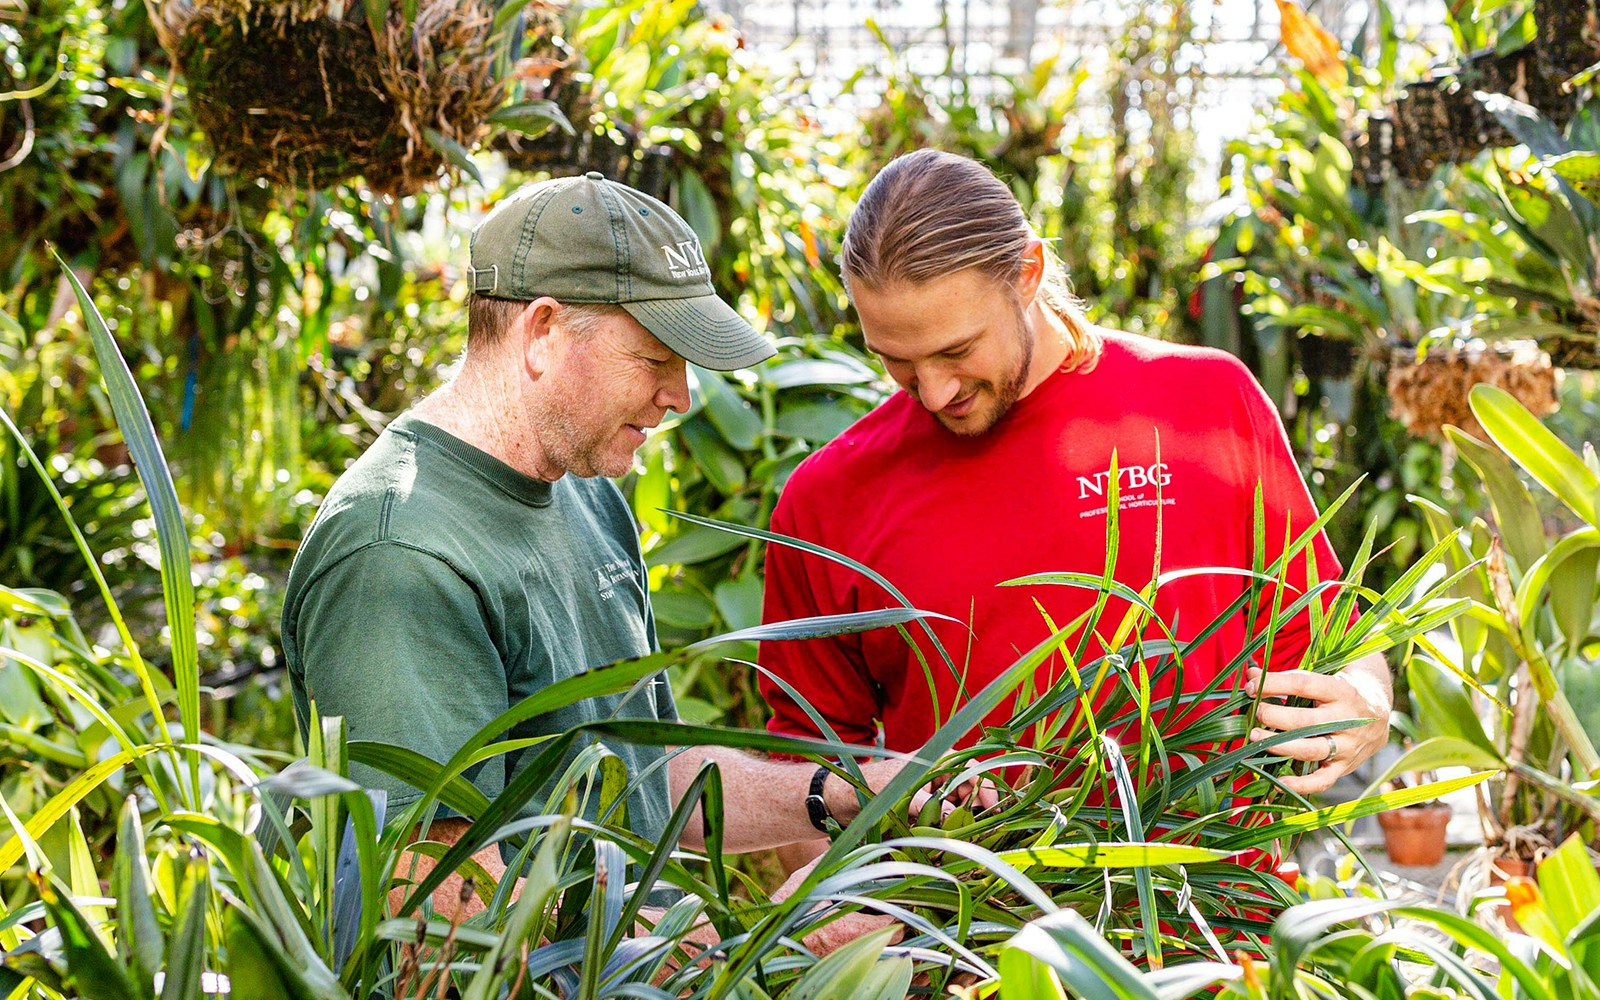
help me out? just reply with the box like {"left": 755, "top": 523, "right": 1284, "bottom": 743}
{"left": 282, "top": 173, "right": 900, "bottom": 914}
{"left": 760, "top": 149, "right": 1393, "bottom": 867}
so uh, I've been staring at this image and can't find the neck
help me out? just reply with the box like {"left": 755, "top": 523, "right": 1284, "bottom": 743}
{"left": 1019, "top": 299, "right": 1074, "bottom": 398}
{"left": 412, "top": 358, "right": 564, "bottom": 481}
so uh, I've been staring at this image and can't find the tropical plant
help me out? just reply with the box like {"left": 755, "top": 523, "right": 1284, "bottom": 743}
{"left": 0, "top": 264, "right": 1482, "bottom": 997}
{"left": 998, "top": 831, "right": 1600, "bottom": 999}
{"left": 1416, "top": 95, "right": 1600, "bottom": 370}
{"left": 1205, "top": 53, "right": 1498, "bottom": 573}
{"left": 1372, "top": 383, "right": 1599, "bottom": 880}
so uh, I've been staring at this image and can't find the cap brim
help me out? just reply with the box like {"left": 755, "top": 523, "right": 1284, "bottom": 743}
{"left": 620, "top": 295, "right": 776, "bottom": 371}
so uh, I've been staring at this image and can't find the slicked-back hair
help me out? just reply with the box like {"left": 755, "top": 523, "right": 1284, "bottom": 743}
{"left": 842, "top": 149, "right": 1100, "bottom": 372}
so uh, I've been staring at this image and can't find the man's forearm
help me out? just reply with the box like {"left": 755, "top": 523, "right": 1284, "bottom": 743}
{"left": 390, "top": 817, "right": 515, "bottom": 920}
{"left": 668, "top": 746, "right": 885, "bottom": 853}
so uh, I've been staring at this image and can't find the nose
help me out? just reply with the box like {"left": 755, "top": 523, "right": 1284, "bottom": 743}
{"left": 913, "top": 365, "right": 963, "bottom": 411}
{"left": 659, "top": 357, "right": 691, "bottom": 414}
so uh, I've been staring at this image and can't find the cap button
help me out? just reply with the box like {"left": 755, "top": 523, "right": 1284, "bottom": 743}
{"left": 584, "top": 171, "right": 604, "bottom": 181}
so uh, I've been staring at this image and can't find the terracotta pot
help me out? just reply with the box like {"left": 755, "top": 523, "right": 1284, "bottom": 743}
{"left": 1378, "top": 803, "right": 1452, "bottom": 866}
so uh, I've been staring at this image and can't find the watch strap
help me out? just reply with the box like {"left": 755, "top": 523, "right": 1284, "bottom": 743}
{"left": 805, "top": 764, "right": 832, "bottom": 833}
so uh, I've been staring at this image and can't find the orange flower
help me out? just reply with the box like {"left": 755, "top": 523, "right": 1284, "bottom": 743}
{"left": 796, "top": 219, "right": 822, "bottom": 269}
{"left": 1276, "top": 0, "right": 1347, "bottom": 88}
{"left": 1505, "top": 875, "right": 1541, "bottom": 916}
{"left": 1237, "top": 951, "right": 1263, "bottom": 992}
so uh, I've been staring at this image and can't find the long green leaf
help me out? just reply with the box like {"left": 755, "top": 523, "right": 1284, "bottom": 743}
{"left": 343, "top": 743, "right": 492, "bottom": 818}
{"left": 664, "top": 510, "right": 959, "bottom": 677}
{"left": 0, "top": 744, "right": 167, "bottom": 874}
{"left": 688, "top": 607, "right": 957, "bottom": 650}
{"left": 785, "top": 927, "right": 903, "bottom": 1000}
{"left": 993, "top": 843, "right": 1230, "bottom": 869}
{"left": 113, "top": 798, "right": 163, "bottom": 988}
{"left": 0, "top": 411, "right": 171, "bottom": 761}
{"left": 34, "top": 876, "right": 143, "bottom": 1000}
{"left": 160, "top": 858, "right": 208, "bottom": 1000}
{"left": 1358, "top": 736, "right": 1504, "bottom": 803}
{"left": 1446, "top": 425, "right": 1548, "bottom": 573}
{"left": 1001, "top": 909, "right": 1160, "bottom": 1000}
{"left": 1217, "top": 771, "right": 1492, "bottom": 850}
{"left": 56, "top": 257, "right": 199, "bottom": 791}
{"left": 707, "top": 621, "right": 1082, "bottom": 1000}
{"left": 461, "top": 815, "right": 571, "bottom": 1000}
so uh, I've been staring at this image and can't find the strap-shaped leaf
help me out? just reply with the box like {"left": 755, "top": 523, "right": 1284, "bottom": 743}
{"left": 56, "top": 258, "right": 197, "bottom": 772}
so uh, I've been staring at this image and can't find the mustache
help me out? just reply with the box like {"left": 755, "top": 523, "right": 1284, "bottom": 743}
{"left": 911, "top": 382, "right": 987, "bottom": 406}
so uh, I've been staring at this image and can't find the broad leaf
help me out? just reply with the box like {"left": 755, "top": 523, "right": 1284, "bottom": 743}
{"left": 1472, "top": 384, "right": 1600, "bottom": 527}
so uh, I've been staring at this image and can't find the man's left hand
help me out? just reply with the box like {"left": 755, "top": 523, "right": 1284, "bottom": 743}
{"left": 1244, "top": 658, "right": 1391, "bottom": 796}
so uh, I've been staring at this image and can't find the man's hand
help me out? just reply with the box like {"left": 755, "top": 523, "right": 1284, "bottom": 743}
{"left": 904, "top": 772, "right": 1000, "bottom": 821}
{"left": 388, "top": 817, "right": 517, "bottom": 921}
{"left": 1244, "top": 653, "right": 1392, "bottom": 796}
{"left": 772, "top": 857, "right": 901, "bottom": 957}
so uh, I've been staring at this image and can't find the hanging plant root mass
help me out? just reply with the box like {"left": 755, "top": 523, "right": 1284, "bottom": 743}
{"left": 1387, "top": 341, "right": 1560, "bottom": 439}
{"left": 164, "top": 0, "right": 506, "bottom": 194}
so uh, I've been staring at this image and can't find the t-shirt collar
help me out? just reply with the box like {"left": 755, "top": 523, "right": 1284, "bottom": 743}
{"left": 391, "top": 411, "right": 556, "bottom": 507}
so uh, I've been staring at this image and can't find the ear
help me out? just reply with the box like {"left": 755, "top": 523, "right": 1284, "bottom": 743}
{"left": 517, "top": 297, "right": 562, "bottom": 380}
{"left": 1014, "top": 238, "right": 1047, "bottom": 307}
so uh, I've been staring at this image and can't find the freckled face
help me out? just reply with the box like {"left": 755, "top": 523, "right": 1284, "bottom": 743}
{"left": 853, "top": 270, "right": 1033, "bottom": 436}
{"left": 536, "top": 312, "right": 692, "bottom": 477}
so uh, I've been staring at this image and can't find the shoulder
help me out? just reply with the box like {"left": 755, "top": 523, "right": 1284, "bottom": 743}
{"left": 290, "top": 538, "right": 475, "bottom": 608}
{"left": 285, "top": 427, "right": 477, "bottom": 612}
{"left": 299, "top": 422, "right": 424, "bottom": 549}
{"left": 779, "top": 392, "right": 918, "bottom": 514}
{"left": 281, "top": 537, "right": 486, "bottom": 660}
{"left": 1086, "top": 331, "right": 1268, "bottom": 426}
{"left": 1096, "top": 329, "right": 1256, "bottom": 386}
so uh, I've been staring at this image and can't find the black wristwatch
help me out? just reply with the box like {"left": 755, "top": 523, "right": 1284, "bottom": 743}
{"left": 805, "top": 764, "right": 834, "bottom": 833}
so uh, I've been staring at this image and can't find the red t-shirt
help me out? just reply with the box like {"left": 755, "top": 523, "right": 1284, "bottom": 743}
{"left": 759, "top": 331, "right": 1342, "bottom": 752}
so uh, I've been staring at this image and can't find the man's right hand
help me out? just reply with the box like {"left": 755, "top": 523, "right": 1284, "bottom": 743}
{"left": 772, "top": 857, "right": 902, "bottom": 957}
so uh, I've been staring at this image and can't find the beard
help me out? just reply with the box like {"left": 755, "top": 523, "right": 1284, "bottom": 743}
{"left": 535, "top": 400, "right": 646, "bottom": 479}
{"left": 930, "top": 300, "right": 1034, "bottom": 437}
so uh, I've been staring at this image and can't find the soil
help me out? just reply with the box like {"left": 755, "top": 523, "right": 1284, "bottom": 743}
{"left": 179, "top": 12, "right": 406, "bottom": 190}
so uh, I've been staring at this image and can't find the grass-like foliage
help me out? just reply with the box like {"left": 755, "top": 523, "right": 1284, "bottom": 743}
{"left": 0, "top": 272, "right": 1482, "bottom": 998}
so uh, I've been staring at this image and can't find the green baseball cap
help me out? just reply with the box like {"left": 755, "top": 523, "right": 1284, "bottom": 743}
{"left": 467, "top": 172, "right": 775, "bottom": 371}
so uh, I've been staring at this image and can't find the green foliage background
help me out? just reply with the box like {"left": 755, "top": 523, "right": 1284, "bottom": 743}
{"left": 4, "top": 0, "right": 1600, "bottom": 996}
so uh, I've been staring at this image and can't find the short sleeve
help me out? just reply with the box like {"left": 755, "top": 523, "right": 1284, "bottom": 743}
{"left": 294, "top": 542, "right": 510, "bottom": 808}
{"left": 1234, "top": 364, "right": 1344, "bottom": 671}
{"left": 756, "top": 490, "right": 881, "bottom": 747}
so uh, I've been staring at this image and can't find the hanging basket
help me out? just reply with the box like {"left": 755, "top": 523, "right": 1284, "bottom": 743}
{"left": 1297, "top": 334, "right": 1358, "bottom": 381}
{"left": 153, "top": 0, "right": 530, "bottom": 195}
{"left": 1547, "top": 333, "right": 1600, "bottom": 369}
{"left": 1386, "top": 340, "right": 1560, "bottom": 440}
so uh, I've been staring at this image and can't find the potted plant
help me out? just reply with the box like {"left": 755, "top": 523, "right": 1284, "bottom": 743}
{"left": 1376, "top": 770, "right": 1454, "bottom": 866}
{"left": 1368, "top": 386, "right": 1600, "bottom": 920}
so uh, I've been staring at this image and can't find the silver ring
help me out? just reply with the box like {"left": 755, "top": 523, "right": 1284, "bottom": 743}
{"left": 1323, "top": 735, "right": 1339, "bottom": 762}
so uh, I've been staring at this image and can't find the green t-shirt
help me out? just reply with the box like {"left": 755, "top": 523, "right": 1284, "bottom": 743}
{"left": 281, "top": 411, "right": 676, "bottom": 846}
